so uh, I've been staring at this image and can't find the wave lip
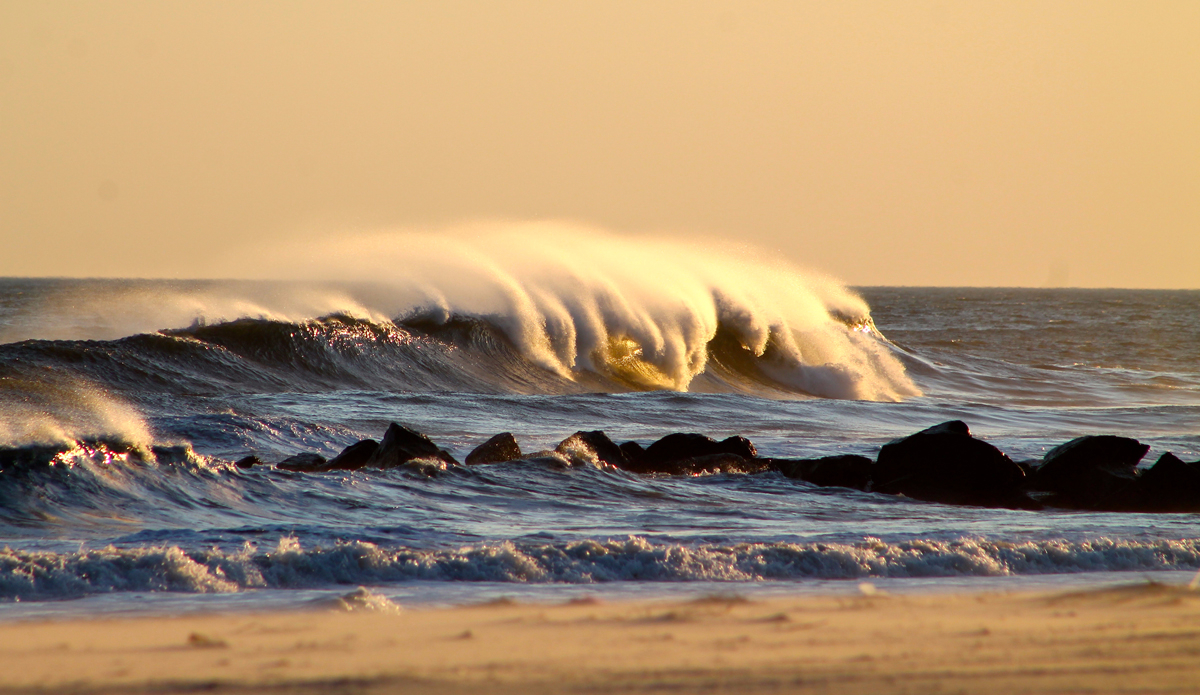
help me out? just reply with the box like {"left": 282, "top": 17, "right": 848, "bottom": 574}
{"left": 3, "top": 536, "right": 1198, "bottom": 602}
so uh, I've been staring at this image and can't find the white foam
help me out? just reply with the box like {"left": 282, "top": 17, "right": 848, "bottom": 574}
{"left": 314, "top": 586, "right": 402, "bottom": 614}
{"left": 3, "top": 536, "right": 1198, "bottom": 602}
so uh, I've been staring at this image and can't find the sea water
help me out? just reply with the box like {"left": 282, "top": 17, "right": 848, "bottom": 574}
{"left": 1, "top": 234, "right": 1197, "bottom": 619}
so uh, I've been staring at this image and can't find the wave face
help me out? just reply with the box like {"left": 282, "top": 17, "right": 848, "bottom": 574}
{"left": 4, "top": 536, "right": 1199, "bottom": 601}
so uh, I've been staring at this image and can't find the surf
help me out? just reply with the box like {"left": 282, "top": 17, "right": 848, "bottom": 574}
{"left": 0, "top": 223, "right": 919, "bottom": 409}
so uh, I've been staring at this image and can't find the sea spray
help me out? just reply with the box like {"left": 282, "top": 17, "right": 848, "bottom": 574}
{"left": 0, "top": 374, "right": 152, "bottom": 448}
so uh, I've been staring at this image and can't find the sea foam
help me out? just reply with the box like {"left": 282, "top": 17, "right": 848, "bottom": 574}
{"left": 3, "top": 536, "right": 1197, "bottom": 602}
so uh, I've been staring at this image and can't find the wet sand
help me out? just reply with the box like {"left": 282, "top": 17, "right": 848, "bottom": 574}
{"left": 2, "top": 583, "right": 1199, "bottom": 694}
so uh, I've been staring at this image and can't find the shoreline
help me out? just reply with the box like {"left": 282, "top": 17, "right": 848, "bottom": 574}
{"left": 3, "top": 582, "right": 1199, "bottom": 694}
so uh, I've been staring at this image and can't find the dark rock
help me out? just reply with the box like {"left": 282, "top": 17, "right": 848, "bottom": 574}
{"left": 1136, "top": 452, "right": 1200, "bottom": 512}
{"left": 234, "top": 455, "right": 262, "bottom": 469}
{"left": 1015, "top": 459, "right": 1039, "bottom": 477}
{"left": 618, "top": 441, "right": 646, "bottom": 464}
{"left": 276, "top": 452, "right": 328, "bottom": 472}
{"left": 1029, "top": 435, "right": 1149, "bottom": 510}
{"left": 555, "top": 431, "right": 629, "bottom": 468}
{"left": 465, "top": 433, "right": 523, "bottom": 465}
{"left": 1032, "top": 435, "right": 1149, "bottom": 486}
{"left": 368, "top": 423, "right": 458, "bottom": 468}
{"left": 632, "top": 433, "right": 758, "bottom": 474}
{"left": 666, "top": 453, "right": 767, "bottom": 475}
{"left": 771, "top": 455, "right": 873, "bottom": 491}
{"left": 325, "top": 439, "right": 379, "bottom": 470}
{"left": 873, "top": 421, "right": 1029, "bottom": 507}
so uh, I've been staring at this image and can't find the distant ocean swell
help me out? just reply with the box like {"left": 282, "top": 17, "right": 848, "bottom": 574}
{"left": 3, "top": 536, "right": 1199, "bottom": 601}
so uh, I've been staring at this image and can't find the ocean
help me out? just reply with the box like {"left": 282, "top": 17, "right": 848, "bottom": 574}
{"left": 1, "top": 241, "right": 1198, "bottom": 619}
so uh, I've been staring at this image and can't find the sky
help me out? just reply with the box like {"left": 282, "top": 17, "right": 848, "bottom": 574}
{"left": 1, "top": 1, "right": 1197, "bottom": 288}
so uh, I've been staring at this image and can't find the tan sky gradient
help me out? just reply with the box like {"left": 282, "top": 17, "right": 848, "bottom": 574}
{"left": 1, "top": 1, "right": 1197, "bottom": 287}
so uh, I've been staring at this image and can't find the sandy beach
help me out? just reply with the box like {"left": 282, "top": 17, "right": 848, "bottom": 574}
{"left": 2, "top": 582, "right": 1199, "bottom": 694}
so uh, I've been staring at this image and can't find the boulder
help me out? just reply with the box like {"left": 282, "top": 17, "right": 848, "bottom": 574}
{"left": 618, "top": 441, "right": 646, "bottom": 464}
{"left": 1029, "top": 435, "right": 1148, "bottom": 509}
{"left": 233, "top": 455, "right": 262, "bottom": 469}
{"left": 325, "top": 439, "right": 380, "bottom": 470}
{"left": 1136, "top": 452, "right": 1200, "bottom": 512}
{"left": 367, "top": 423, "right": 458, "bottom": 468}
{"left": 771, "top": 455, "right": 873, "bottom": 491}
{"left": 657, "top": 453, "right": 768, "bottom": 476}
{"left": 465, "top": 433, "right": 523, "bottom": 465}
{"left": 275, "top": 452, "right": 328, "bottom": 472}
{"left": 873, "top": 421, "right": 1029, "bottom": 507}
{"left": 630, "top": 433, "right": 758, "bottom": 474}
{"left": 555, "top": 430, "right": 629, "bottom": 468}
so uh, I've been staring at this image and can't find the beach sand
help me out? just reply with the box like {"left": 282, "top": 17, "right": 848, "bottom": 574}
{"left": 2, "top": 582, "right": 1199, "bottom": 694}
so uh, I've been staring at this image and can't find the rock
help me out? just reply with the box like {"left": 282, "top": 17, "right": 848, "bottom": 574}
{"left": 771, "top": 455, "right": 873, "bottom": 491}
{"left": 873, "top": 421, "right": 1029, "bottom": 507}
{"left": 1029, "top": 435, "right": 1149, "bottom": 509}
{"left": 618, "top": 441, "right": 646, "bottom": 464}
{"left": 276, "top": 452, "right": 328, "bottom": 472}
{"left": 325, "top": 439, "right": 380, "bottom": 470}
{"left": 660, "top": 453, "right": 768, "bottom": 476}
{"left": 465, "top": 433, "right": 523, "bottom": 465}
{"left": 1136, "top": 452, "right": 1200, "bottom": 512}
{"left": 233, "top": 455, "right": 262, "bottom": 469}
{"left": 555, "top": 431, "right": 629, "bottom": 468}
{"left": 630, "top": 433, "right": 758, "bottom": 474}
{"left": 1014, "top": 459, "right": 1039, "bottom": 477}
{"left": 368, "top": 423, "right": 458, "bottom": 468}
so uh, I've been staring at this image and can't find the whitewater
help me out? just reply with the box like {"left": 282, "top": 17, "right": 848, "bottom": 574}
{"left": 1, "top": 225, "right": 1197, "bottom": 618}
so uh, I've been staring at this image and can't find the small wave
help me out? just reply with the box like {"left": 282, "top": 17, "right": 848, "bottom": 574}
{"left": 3, "top": 536, "right": 1198, "bottom": 602}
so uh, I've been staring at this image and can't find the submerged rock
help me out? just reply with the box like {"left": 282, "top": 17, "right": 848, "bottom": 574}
{"left": 1029, "top": 435, "right": 1148, "bottom": 510}
{"left": 771, "top": 455, "right": 873, "bottom": 491}
{"left": 465, "top": 433, "right": 522, "bottom": 465}
{"left": 368, "top": 423, "right": 458, "bottom": 468}
{"left": 233, "top": 455, "right": 262, "bottom": 469}
{"left": 873, "top": 421, "right": 1030, "bottom": 507}
{"left": 276, "top": 452, "right": 328, "bottom": 472}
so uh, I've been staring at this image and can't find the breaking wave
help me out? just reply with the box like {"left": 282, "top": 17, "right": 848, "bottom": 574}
{"left": 3, "top": 536, "right": 1198, "bottom": 601}
{"left": 0, "top": 223, "right": 918, "bottom": 405}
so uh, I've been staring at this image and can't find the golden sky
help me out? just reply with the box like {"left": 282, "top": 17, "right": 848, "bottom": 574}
{"left": 1, "top": 1, "right": 1197, "bottom": 287}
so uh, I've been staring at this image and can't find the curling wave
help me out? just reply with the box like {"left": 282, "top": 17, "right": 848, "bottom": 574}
{"left": 0, "top": 223, "right": 918, "bottom": 405}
